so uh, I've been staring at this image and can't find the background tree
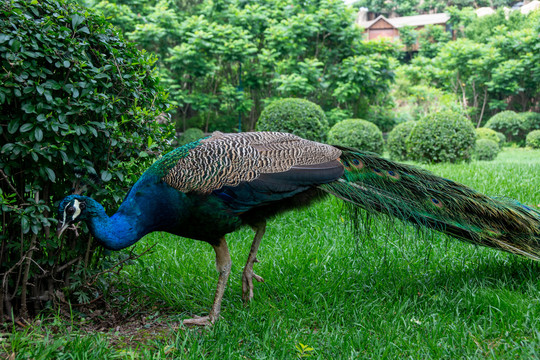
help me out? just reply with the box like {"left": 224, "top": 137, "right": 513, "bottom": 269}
{"left": 400, "top": 9, "right": 540, "bottom": 127}
{"left": 76, "top": 0, "right": 399, "bottom": 132}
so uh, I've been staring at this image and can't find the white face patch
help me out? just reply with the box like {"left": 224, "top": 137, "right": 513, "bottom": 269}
{"left": 72, "top": 199, "right": 82, "bottom": 221}
{"left": 63, "top": 199, "right": 82, "bottom": 224}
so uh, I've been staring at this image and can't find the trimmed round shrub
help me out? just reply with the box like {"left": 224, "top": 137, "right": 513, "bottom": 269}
{"left": 327, "top": 119, "right": 384, "bottom": 154}
{"left": 485, "top": 111, "right": 527, "bottom": 144}
{"left": 474, "top": 139, "right": 500, "bottom": 161}
{"left": 526, "top": 130, "right": 540, "bottom": 149}
{"left": 179, "top": 128, "right": 205, "bottom": 145}
{"left": 407, "top": 111, "right": 476, "bottom": 163}
{"left": 387, "top": 121, "right": 416, "bottom": 160}
{"left": 257, "top": 98, "right": 329, "bottom": 142}
{"left": 476, "top": 127, "right": 501, "bottom": 146}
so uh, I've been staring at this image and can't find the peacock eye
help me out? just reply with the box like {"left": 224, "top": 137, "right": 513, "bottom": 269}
{"left": 66, "top": 206, "right": 75, "bottom": 215}
{"left": 79, "top": 202, "right": 86, "bottom": 210}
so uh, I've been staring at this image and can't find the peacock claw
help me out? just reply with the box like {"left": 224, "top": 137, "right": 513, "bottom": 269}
{"left": 183, "top": 315, "right": 215, "bottom": 327}
{"left": 242, "top": 267, "right": 264, "bottom": 302}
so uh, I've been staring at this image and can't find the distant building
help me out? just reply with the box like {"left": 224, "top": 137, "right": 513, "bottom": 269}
{"left": 356, "top": 10, "right": 450, "bottom": 51}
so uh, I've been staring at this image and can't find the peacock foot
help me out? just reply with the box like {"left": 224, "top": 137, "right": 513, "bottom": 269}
{"left": 242, "top": 267, "right": 264, "bottom": 302}
{"left": 183, "top": 315, "right": 215, "bottom": 327}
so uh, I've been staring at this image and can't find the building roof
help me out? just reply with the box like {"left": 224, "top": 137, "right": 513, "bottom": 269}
{"left": 475, "top": 7, "right": 496, "bottom": 17}
{"left": 357, "top": 13, "right": 450, "bottom": 29}
{"left": 521, "top": 0, "right": 540, "bottom": 14}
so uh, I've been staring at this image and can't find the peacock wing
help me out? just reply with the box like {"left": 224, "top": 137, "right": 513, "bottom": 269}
{"left": 161, "top": 132, "right": 342, "bottom": 194}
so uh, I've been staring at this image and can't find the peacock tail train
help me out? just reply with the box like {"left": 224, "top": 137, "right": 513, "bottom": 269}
{"left": 319, "top": 147, "right": 540, "bottom": 260}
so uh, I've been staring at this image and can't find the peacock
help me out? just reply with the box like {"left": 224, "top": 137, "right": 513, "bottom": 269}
{"left": 57, "top": 131, "right": 540, "bottom": 326}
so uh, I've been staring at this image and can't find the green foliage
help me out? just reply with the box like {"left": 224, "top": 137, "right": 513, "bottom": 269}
{"left": 485, "top": 111, "right": 528, "bottom": 144}
{"left": 392, "top": 67, "right": 463, "bottom": 122}
{"left": 0, "top": 0, "right": 171, "bottom": 319}
{"left": 325, "top": 108, "right": 352, "bottom": 128}
{"left": 256, "top": 98, "right": 329, "bottom": 142}
{"left": 465, "top": 9, "right": 526, "bottom": 43}
{"left": 387, "top": 121, "right": 416, "bottom": 160}
{"left": 327, "top": 119, "right": 384, "bottom": 154}
{"left": 417, "top": 24, "right": 451, "bottom": 58}
{"left": 496, "top": 131, "right": 506, "bottom": 145}
{"left": 474, "top": 139, "right": 499, "bottom": 161}
{"left": 526, "top": 130, "right": 540, "bottom": 149}
{"left": 407, "top": 111, "right": 476, "bottom": 163}
{"left": 178, "top": 128, "right": 205, "bottom": 145}
{"left": 399, "top": 26, "right": 418, "bottom": 54}
{"left": 476, "top": 127, "right": 501, "bottom": 146}
{"left": 365, "top": 105, "right": 397, "bottom": 133}
{"left": 520, "top": 112, "right": 540, "bottom": 133}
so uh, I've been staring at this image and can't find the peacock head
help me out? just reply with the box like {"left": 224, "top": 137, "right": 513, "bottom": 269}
{"left": 56, "top": 194, "right": 91, "bottom": 237}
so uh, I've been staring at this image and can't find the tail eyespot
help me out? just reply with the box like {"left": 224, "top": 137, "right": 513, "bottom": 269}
{"left": 351, "top": 159, "right": 364, "bottom": 169}
{"left": 431, "top": 197, "right": 443, "bottom": 208}
{"left": 340, "top": 159, "right": 352, "bottom": 171}
{"left": 386, "top": 170, "right": 400, "bottom": 180}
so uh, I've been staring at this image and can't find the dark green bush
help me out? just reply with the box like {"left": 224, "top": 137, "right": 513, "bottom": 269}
{"left": 526, "top": 130, "right": 540, "bottom": 149}
{"left": 475, "top": 127, "right": 501, "bottom": 147}
{"left": 407, "top": 111, "right": 476, "bottom": 163}
{"left": 0, "top": 0, "right": 171, "bottom": 319}
{"left": 178, "top": 128, "right": 205, "bottom": 145}
{"left": 387, "top": 121, "right": 416, "bottom": 160}
{"left": 485, "top": 111, "right": 527, "bottom": 144}
{"left": 325, "top": 108, "right": 351, "bottom": 128}
{"left": 256, "top": 98, "right": 329, "bottom": 142}
{"left": 521, "top": 112, "right": 540, "bottom": 133}
{"left": 474, "top": 139, "right": 500, "bottom": 161}
{"left": 327, "top": 119, "right": 384, "bottom": 154}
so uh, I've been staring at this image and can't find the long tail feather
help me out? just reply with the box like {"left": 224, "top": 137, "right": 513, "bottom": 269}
{"left": 319, "top": 147, "right": 540, "bottom": 260}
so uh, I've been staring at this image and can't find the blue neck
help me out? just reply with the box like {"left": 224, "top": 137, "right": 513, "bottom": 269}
{"left": 87, "top": 206, "right": 143, "bottom": 250}
{"left": 84, "top": 175, "right": 186, "bottom": 250}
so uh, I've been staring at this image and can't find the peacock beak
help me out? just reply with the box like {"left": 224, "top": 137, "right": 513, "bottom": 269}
{"left": 56, "top": 222, "right": 69, "bottom": 238}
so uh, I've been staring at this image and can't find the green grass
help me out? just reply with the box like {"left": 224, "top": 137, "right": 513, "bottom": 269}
{"left": 3, "top": 148, "right": 540, "bottom": 359}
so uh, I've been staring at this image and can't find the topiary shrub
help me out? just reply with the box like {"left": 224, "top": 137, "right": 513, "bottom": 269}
{"left": 256, "top": 98, "right": 329, "bottom": 142}
{"left": 474, "top": 139, "right": 500, "bottom": 161}
{"left": 0, "top": 0, "right": 171, "bottom": 319}
{"left": 407, "top": 111, "right": 476, "bottom": 163}
{"left": 476, "top": 127, "right": 501, "bottom": 147}
{"left": 327, "top": 119, "right": 384, "bottom": 154}
{"left": 526, "top": 130, "right": 540, "bottom": 149}
{"left": 485, "top": 111, "right": 527, "bottom": 144}
{"left": 387, "top": 121, "right": 416, "bottom": 160}
{"left": 178, "top": 128, "right": 205, "bottom": 145}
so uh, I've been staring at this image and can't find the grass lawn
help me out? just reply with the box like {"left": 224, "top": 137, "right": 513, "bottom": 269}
{"left": 3, "top": 148, "right": 540, "bottom": 359}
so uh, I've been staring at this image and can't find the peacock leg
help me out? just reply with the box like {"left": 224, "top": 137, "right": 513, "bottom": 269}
{"left": 242, "top": 221, "right": 266, "bottom": 302}
{"left": 183, "top": 237, "right": 231, "bottom": 327}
